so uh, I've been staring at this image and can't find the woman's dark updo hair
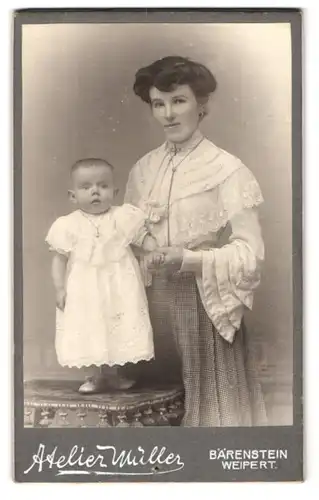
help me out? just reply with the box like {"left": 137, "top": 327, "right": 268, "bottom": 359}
{"left": 133, "top": 56, "right": 217, "bottom": 104}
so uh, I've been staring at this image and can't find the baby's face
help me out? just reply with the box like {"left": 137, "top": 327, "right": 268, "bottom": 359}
{"left": 70, "top": 164, "right": 115, "bottom": 214}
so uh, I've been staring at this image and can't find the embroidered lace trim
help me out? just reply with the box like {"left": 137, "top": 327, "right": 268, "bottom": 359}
{"left": 58, "top": 352, "right": 154, "bottom": 369}
{"left": 169, "top": 178, "right": 263, "bottom": 247}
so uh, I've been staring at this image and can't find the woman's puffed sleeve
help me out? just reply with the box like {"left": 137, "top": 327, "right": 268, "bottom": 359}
{"left": 45, "top": 216, "right": 75, "bottom": 256}
{"left": 196, "top": 167, "right": 264, "bottom": 343}
{"left": 115, "top": 204, "right": 148, "bottom": 247}
{"left": 219, "top": 164, "right": 264, "bottom": 219}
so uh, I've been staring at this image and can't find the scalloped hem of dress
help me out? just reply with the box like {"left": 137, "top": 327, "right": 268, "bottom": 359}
{"left": 58, "top": 353, "right": 155, "bottom": 369}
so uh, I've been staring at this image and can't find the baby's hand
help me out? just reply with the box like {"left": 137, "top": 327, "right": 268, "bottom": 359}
{"left": 56, "top": 289, "right": 66, "bottom": 311}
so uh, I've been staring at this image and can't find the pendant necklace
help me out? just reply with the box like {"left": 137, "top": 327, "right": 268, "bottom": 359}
{"left": 166, "top": 137, "right": 205, "bottom": 244}
{"left": 80, "top": 211, "right": 106, "bottom": 238}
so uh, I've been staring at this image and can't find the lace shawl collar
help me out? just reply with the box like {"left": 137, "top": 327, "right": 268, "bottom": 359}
{"left": 139, "top": 138, "right": 243, "bottom": 204}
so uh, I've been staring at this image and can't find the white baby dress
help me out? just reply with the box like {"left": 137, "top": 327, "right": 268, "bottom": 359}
{"left": 45, "top": 204, "right": 154, "bottom": 368}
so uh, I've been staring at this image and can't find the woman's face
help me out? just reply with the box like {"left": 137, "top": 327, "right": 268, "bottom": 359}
{"left": 149, "top": 84, "right": 202, "bottom": 144}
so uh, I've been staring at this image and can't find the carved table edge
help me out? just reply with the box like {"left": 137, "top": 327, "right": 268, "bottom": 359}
{"left": 24, "top": 391, "right": 184, "bottom": 411}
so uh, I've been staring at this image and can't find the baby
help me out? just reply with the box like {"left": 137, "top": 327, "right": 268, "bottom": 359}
{"left": 45, "top": 158, "right": 160, "bottom": 394}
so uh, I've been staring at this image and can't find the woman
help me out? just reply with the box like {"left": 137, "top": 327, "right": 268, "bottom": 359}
{"left": 125, "top": 56, "right": 267, "bottom": 427}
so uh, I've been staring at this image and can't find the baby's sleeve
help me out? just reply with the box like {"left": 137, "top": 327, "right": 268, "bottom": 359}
{"left": 45, "top": 216, "right": 75, "bottom": 256}
{"left": 115, "top": 204, "right": 148, "bottom": 246}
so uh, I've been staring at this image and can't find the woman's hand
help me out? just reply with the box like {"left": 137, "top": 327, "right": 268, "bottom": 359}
{"left": 145, "top": 247, "right": 184, "bottom": 273}
{"left": 56, "top": 289, "right": 66, "bottom": 311}
{"left": 145, "top": 251, "right": 166, "bottom": 271}
{"left": 157, "top": 246, "right": 184, "bottom": 273}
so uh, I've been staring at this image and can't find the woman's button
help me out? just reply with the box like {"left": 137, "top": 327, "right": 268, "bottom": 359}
{"left": 151, "top": 214, "right": 160, "bottom": 223}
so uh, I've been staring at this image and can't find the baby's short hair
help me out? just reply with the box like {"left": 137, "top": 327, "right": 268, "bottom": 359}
{"left": 70, "top": 157, "right": 114, "bottom": 175}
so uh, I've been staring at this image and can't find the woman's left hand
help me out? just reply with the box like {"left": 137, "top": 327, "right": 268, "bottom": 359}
{"left": 159, "top": 246, "right": 184, "bottom": 273}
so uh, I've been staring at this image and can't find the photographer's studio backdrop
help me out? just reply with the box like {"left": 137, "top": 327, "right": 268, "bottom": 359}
{"left": 22, "top": 23, "right": 293, "bottom": 424}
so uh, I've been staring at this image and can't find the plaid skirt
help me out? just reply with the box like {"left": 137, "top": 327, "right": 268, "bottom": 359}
{"left": 146, "top": 272, "right": 267, "bottom": 427}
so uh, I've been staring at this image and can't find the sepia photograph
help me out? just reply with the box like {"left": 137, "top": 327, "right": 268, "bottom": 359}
{"left": 14, "top": 9, "right": 302, "bottom": 483}
{"left": 21, "top": 18, "right": 294, "bottom": 428}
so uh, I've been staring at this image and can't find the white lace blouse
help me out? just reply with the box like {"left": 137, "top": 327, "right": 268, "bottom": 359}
{"left": 124, "top": 131, "right": 264, "bottom": 343}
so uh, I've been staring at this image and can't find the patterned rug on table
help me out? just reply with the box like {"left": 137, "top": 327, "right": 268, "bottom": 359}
{"left": 23, "top": 379, "right": 185, "bottom": 428}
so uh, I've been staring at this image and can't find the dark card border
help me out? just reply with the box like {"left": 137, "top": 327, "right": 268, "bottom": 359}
{"left": 13, "top": 8, "right": 303, "bottom": 482}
